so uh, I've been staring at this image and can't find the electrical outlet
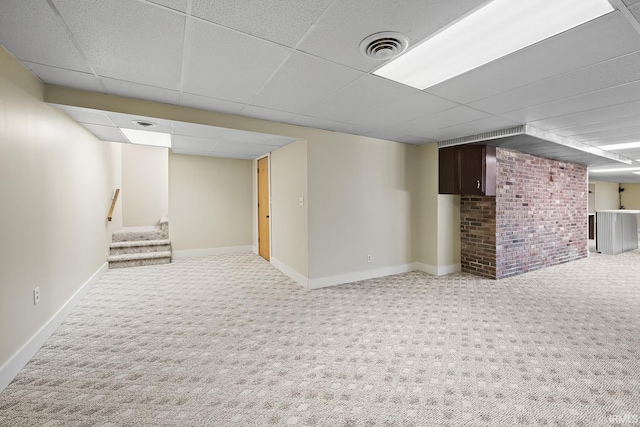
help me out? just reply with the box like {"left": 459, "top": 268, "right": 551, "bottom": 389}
{"left": 367, "top": 254, "right": 372, "bottom": 263}
{"left": 33, "top": 287, "right": 40, "bottom": 305}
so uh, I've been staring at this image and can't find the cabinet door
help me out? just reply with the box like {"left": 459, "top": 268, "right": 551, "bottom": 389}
{"left": 457, "top": 145, "right": 485, "bottom": 195}
{"left": 438, "top": 147, "right": 456, "bottom": 194}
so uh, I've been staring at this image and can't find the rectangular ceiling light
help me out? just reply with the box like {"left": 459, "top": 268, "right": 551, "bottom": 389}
{"left": 598, "top": 142, "right": 640, "bottom": 151}
{"left": 120, "top": 128, "right": 171, "bottom": 148}
{"left": 590, "top": 167, "right": 640, "bottom": 173}
{"left": 374, "top": 0, "right": 614, "bottom": 89}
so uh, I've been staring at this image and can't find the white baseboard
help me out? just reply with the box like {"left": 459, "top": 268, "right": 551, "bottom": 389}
{"left": 0, "top": 262, "right": 108, "bottom": 393}
{"left": 414, "top": 262, "right": 461, "bottom": 276}
{"left": 172, "top": 245, "right": 253, "bottom": 259}
{"left": 270, "top": 257, "right": 308, "bottom": 289}
{"left": 308, "top": 263, "right": 415, "bottom": 290}
{"left": 252, "top": 245, "right": 258, "bottom": 255}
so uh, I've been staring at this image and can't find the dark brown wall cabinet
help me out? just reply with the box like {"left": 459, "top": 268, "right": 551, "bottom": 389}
{"left": 439, "top": 145, "right": 496, "bottom": 196}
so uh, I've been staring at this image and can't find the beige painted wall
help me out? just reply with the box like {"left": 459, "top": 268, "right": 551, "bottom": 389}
{"left": 620, "top": 183, "right": 640, "bottom": 210}
{"left": 121, "top": 143, "right": 168, "bottom": 227}
{"left": 270, "top": 142, "right": 309, "bottom": 276}
{"left": 415, "top": 144, "right": 439, "bottom": 267}
{"left": 590, "top": 180, "right": 620, "bottom": 211}
{"left": 307, "top": 135, "right": 416, "bottom": 279}
{"left": 45, "top": 85, "right": 449, "bottom": 281}
{"left": 437, "top": 194, "right": 461, "bottom": 268}
{"left": 168, "top": 153, "right": 252, "bottom": 251}
{"left": 414, "top": 144, "right": 461, "bottom": 271}
{"left": 0, "top": 47, "right": 115, "bottom": 368}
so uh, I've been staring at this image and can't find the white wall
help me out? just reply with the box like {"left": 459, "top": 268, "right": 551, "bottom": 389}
{"left": 121, "top": 143, "right": 168, "bottom": 226}
{"left": 270, "top": 142, "right": 308, "bottom": 278}
{"left": 0, "top": 46, "right": 115, "bottom": 383}
{"left": 168, "top": 153, "right": 252, "bottom": 254}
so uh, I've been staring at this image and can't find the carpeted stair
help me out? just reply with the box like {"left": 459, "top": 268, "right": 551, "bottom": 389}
{"left": 108, "top": 217, "right": 172, "bottom": 268}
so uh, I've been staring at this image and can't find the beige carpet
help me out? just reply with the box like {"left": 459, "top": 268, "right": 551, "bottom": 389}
{"left": 1, "top": 250, "right": 639, "bottom": 426}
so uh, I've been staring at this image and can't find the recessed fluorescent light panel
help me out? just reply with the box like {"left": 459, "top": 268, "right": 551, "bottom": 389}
{"left": 374, "top": 0, "right": 614, "bottom": 89}
{"left": 120, "top": 128, "right": 171, "bottom": 148}
{"left": 591, "top": 167, "right": 640, "bottom": 173}
{"left": 598, "top": 142, "right": 640, "bottom": 151}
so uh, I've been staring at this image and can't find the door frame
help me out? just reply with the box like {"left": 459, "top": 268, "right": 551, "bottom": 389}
{"left": 256, "top": 153, "right": 272, "bottom": 261}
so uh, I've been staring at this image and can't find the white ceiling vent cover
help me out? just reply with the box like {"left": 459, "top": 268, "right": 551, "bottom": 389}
{"left": 360, "top": 32, "right": 409, "bottom": 60}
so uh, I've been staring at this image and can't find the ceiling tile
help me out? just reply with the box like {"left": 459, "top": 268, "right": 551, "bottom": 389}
{"left": 500, "top": 80, "right": 640, "bottom": 123}
{"left": 631, "top": 3, "right": 640, "bottom": 21}
{"left": 180, "top": 93, "right": 245, "bottom": 115}
{"left": 240, "top": 105, "right": 298, "bottom": 123}
{"left": 365, "top": 129, "right": 408, "bottom": 142}
{"left": 148, "top": 0, "right": 187, "bottom": 12}
{"left": 52, "top": 0, "right": 185, "bottom": 89}
{"left": 302, "top": 74, "right": 416, "bottom": 122}
{"left": 23, "top": 62, "right": 104, "bottom": 92}
{"left": 51, "top": 105, "right": 114, "bottom": 126}
{"left": 423, "top": 116, "right": 522, "bottom": 141}
{"left": 106, "top": 112, "right": 174, "bottom": 134}
{"left": 553, "top": 115, "right": 640, "bottom": 138}
{"left": 387, "top": 106, "right": 489, "bottom": 138}
{"left": 249, "top": 52, "right": 362, "bottom": 113}
{"left": 298, "top": 0, "right": 487, "bottom": 72}
{"left": 0, "top": 0, "right": 91, "bottom": 72}
{"left": 571, "top": 125, "right": 640, "bottom": 143}
{"left": 328, "top": 123, "right": 378, "bottom": 136}
{"left": 172, "top": 135, "right": 219, "bottom": 151}
{"left": 428, "top": 13, "right": 640, "bottom": 104}
{"left": 528, "top": 100, "right": 640, "bottom": 131}
{"left": 349, "top": 91, "right": 458, "bottom": 129}
{"left": 102, "top": 78, "right": 180, "bottom": 104}
{"left": 287, "top": 116, "right": 341, "bottom": 130}
{"left": 214, "top": 141, "right": 280, "bottom": 156}
{"left": 395, "top": 136, "right": 436, "bottom": 145}
{"left": 171, "top": 148, "right": 212, "bottom": 156}
{"left": 81, "top": 123, "right": 129, "bottom": 143}
{"left": 470, "top": 52, "right": 640, "bottom": 115}
{"left": 191, "top": 0, "right": 332, "bottom": 47}
{"left": 208, "top": 152, "right": 256, "bottom": 160}
{"left": 183, "top": 19, "right": 289, "bottom": 103}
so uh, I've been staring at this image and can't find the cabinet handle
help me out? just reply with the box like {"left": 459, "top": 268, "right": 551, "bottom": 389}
{"left": 476, "top": 180, "right": 481, "bottom": 189}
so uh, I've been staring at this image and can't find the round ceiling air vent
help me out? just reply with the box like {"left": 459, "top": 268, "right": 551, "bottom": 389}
{"left": 359, "top": 32, "right": 409, "bottom": 60}
{"left": 132, "top": 120, "right": 155, "bottom": 128}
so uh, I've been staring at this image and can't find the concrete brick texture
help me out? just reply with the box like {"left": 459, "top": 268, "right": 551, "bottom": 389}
{"left": 461, "top": 148, "right": 588, "bottom": 279}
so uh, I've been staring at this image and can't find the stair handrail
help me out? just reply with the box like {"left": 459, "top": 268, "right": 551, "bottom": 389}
{"left": 107, "top": 189, "right": 120, "bottom": 222}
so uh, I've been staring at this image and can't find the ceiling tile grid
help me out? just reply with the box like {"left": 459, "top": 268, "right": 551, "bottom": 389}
{"left": 0, "top": 0, "right": 92, "bottom": 73}
{"left": 23, "top": 62, "right": 105, "bottom": 93}
{"left": 3, "top": 0, "right": 640, "bottom": 181}
{"left": 51, "top": 0, "right": 186, "bottom": 90}
{"left": 190, "top": 0, "right": 333, "bottom": 47}
{"left": 182, "top": 19, "right": 290, "bottom": 103}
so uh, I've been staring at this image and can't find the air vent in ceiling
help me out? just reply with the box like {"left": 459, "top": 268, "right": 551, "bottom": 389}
{"left": 132, "top": 120, "right": 155, "bottom": 128}
{"left": 360, "top": 32, "right": 409, "bottom": 60}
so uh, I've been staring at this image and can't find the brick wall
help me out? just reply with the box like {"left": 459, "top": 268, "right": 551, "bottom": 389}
{"left": 460, "top": 196, "right": 496, "bottom": 278}
{"left": 460, "top": 148, "right": 588, "bottom": 279}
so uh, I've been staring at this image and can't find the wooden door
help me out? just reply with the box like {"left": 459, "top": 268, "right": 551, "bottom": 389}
{"left": 257, "top": 156, "right": 270, "bottom": 261}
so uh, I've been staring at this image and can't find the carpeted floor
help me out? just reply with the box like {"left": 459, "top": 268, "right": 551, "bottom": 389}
{"left": 1, "top": 249, "right": 639, "bottom": 426}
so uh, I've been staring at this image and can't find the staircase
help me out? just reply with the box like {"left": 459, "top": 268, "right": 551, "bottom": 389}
{"left": 108, "top": 217, "right": 172, "bottom": 269}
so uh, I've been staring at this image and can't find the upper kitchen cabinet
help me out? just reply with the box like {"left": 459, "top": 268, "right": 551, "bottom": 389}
{"left": 439, "top": 145, "right": 496, "bottom": 196}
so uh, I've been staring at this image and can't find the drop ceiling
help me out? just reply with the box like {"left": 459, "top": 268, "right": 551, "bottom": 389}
{"left": 2, "top": 0, "right": 640, "bottom": 182}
